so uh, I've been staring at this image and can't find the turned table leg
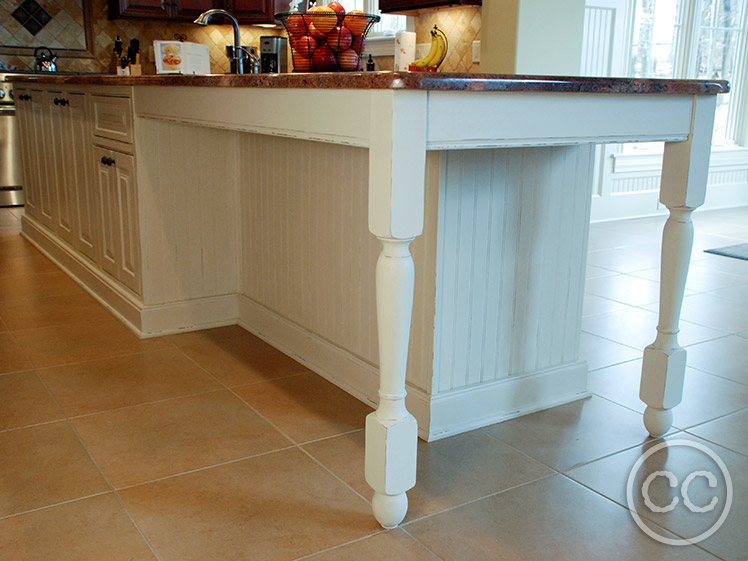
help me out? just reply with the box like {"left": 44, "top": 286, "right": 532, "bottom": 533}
{"left": 365, "top": 237, "right": 418, "bottom": 528}
{"left": 639, "top": 95, "right": 716, "bottom": 437}
{"left": 641, "top": 206, "right": 694, "bottom": 436}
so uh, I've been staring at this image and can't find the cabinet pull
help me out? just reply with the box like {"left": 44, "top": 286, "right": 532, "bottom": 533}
{"left": 20, "top": 94, "right": 31, "bottom": 101}
{"left": 60, "top": 98, "right": 69, "bottom": 106}
{"left": 100, "top": 156, "right": 115, "bottom": 166}
{"left": 53, "top": 97, "right": 59, "bottom": 105}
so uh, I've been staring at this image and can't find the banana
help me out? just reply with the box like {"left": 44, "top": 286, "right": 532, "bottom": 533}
{"left": 412, "top": 30, "right": 438, "bottom": 68}
{"left": 431, "top": 26, "right": 448, "bottom": 69}
{"left": 410, "top": 26, "right": 448, "bottom": 70}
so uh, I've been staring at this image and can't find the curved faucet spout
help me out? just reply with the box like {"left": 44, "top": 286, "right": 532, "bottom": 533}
{"left": 194, "top": 9, "right": 257, "bottom": 74}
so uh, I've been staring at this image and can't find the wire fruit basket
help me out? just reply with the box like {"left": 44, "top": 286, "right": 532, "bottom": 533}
{"left": 275, "top": 10, "right": 380, "bottom": 72}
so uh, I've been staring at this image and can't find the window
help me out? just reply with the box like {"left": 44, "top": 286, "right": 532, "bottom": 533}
{"left": 629, "top": 0, "right": 748, "bottom": 145}
{"left": 349, "top": 0, "right": 407, "bottom": 35}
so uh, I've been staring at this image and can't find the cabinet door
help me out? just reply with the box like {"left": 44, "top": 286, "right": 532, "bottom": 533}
{"left": 96, "top": 146, "right": 120, "bottom": 282}
{"left": 48, "top": 91, "right": 75, "bottom": 245}
{"left": 32, "top": 91, "right": 57, "bottom": 233}
{"left": 109, "top": 0, "right": 171, "bottom": 18}
{"left": 225, "top": 0, "right": 273, "bottom": 23}
{"left": 173, "top": 0, "right": 218, "bottom": 20}
{"left": 67, "top": 93, "right": 98, "bottom": 264}
{"left": 112, "top": 152, "right": 141, "bottom": 295}
{"left": 96, "top": 147, "right": 141, "bottom": 295}
{"left": 14, "top": 88, "right": 40, "bottom": 219}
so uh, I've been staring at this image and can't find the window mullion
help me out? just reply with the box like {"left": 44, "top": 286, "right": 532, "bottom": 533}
{"left": 727, "top": 3, "right": 748, "bottom": 145}
{"left": 676, "top": 0, "right": 701, "bottom": 78}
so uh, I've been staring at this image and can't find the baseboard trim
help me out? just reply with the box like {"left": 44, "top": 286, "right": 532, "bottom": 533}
{"left": 238, "top": 295, "right": 590, "bottom": 441}
{"left": 22, "top": 216, "right": 239, "bottom": 339}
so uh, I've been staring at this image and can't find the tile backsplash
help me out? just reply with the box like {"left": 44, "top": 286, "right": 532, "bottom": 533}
{"left": 1, "top": 0, "right": 481, "bottom": 75}
{"left": 1, "top": 0, "right": 282, "bottom": 74}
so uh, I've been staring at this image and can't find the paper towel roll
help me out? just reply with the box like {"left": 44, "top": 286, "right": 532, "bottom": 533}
{"left": 394, "top": 31, "right": 416, "bottom": 71}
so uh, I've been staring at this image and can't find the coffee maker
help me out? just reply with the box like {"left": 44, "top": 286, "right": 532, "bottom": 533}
{"left": 260, "top": 36, "right": 288, "bottom": 73}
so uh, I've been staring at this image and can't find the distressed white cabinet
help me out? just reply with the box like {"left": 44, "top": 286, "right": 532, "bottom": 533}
{"left": 94, "top": 146, "right": 141, "bottom": 295}
{"left": 16, "top": 85, "right": 140, "bottom": 296}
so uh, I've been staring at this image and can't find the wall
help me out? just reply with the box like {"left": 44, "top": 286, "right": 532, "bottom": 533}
{"left": 0, "top": 0, "right": 282, "bottom": 74}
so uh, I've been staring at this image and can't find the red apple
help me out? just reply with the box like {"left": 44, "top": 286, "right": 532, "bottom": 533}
{"left": 327, "top": 1, "right": 346, "bottom": 24}
{"left": 292, "top": 35, "right": 317, "bottom": 58}
{"left": 350, "top": 34, "right": 365, "bottom": 53}
{"left": 311, "top": 45, "right": 337, "bottom": 71}
{"left": 327, "top": 25, "right": 352, "bottom": 52}
{"left": 308, "top": 22, "right": 328, "bottom": 42}
{"left": 337, "top": 48, "right": 360, "bottom": 71}
{"left": 292, "top": 51, "right": 313, "bottom": 71}
{"left": 285, "top": 12, "right": 310, "bottom": 36}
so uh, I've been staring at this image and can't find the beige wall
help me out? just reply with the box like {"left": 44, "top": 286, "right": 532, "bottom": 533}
{"left": 481, "top": 0, "right": 585, "bottom": 75}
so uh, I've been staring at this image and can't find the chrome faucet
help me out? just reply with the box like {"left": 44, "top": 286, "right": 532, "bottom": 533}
{"left": 193, "top": 9, "right": 258, "bottom": 74}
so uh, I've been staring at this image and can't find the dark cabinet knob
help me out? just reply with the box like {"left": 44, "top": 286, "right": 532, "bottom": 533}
{"left": 53, "top": 97, "right": 60, "bottom": 105}
{"left": 60, "top": 98, "right": 69, "bottom": 106}
{"left": 100, "top": 156, "right": 115, "bottom": 166}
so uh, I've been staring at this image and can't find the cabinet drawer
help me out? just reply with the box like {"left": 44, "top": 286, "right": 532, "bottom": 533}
{"left": 91, "top": 95, "right": 133, "bottom": 143}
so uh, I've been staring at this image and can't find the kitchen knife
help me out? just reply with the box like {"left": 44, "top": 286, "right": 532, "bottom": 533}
{"left": 128, "top": 38, "right": 140, "bottom": 64}
{"left": 113, "top": 36, "right": 123, "bottom": 58}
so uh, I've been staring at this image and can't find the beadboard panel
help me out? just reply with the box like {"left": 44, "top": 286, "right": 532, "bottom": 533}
{"left": 434, "top": 145, "right": 594, "bottom": 393}
{"left": 135, "top": 119, "right": 240, "bottom": 306}
{"left": 238, "top": 134, "right": 439, "bottom": 393}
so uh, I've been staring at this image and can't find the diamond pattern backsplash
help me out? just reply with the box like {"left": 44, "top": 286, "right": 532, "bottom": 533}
{"left": 3, "top": 0, "right": 84, "bottom": 48}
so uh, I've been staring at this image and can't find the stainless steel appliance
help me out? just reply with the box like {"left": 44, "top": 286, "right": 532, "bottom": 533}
{"left": 0, "top": 72, "right": 24, "bottom": 207}
{"left": 260, "top": 36, "right": 287, "bottom": 73}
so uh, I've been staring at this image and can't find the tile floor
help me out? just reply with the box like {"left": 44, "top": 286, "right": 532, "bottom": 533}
{"left": 1, "top": 205, "right": 747, "bottom": 561}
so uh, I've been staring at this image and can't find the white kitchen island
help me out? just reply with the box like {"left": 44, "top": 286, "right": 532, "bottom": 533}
{"left": 13, "top": 72, "right": 728, "bottom": 528}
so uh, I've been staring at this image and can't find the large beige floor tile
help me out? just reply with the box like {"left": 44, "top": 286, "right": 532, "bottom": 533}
{"left": 631, "top": 264, "right": 748, "bottom": 293}
{"left": 234, "top": 371, "right": 373, "bottom": 443}
{"left": 688, "top": 408, "right": 748, "bottom": 456}
{"left": 407, "top": 475, "right": 719, "bottom": 561}
{"left": 0, "top": 292, "right": 113, "bottom": 331}
{"left": 0, "top": 371, "right": 64, "bottom": 431}
{"left": 164, "top": 324, "right": 253, "bottom": 347}
{"left": 39, "top": 348, "right": 222, "bottom": 417}
{"left": 304, "top": 429, "right": 554, "bottom": 523}
{"left": 304, "top": 529, "right": 440, "bottom": 560}
{"left": 72, "top": 390, "right": 291, "bottom": 488}
{"left": 585, "top": 273, "right": 685, "bottom": 307}
{"left": 0, "top": 421, "right": 109, "bottom": 517}
{"left": 12, "top": 318, "right": 169, "bottom": 369}
{"left": 643, "top": 292, "right": 748, "bottom": 334}
{"left": 567, "top": 434, "right": 747, "bottom": 561}
{"left": 582, "top": 307, "right": 726, "bottom": 351}
{"left": 482, "top": 395, "right": 650, "bottom": 471}
{"left": 0, "top": 493, "right": 156, "bottom": 561}
{"left": 0, "top": 254, "right": 63, "bottom": 281}
{"left": 177, "top": 332, "right": 309, "bottom": 387}
{"left": 0, "top": 332, "right": 32, "bottom": 374}
{"left": 579, "top": 331, "right": 641, "bottom": 371}
{"left": 588, "top": 359, "right": 748, "bottom": 429}
{"left": 0, "top": 271, "right": 83, "bottom": 302}
{"left": 686, "top": 335, "right": 748, "bottom": 385}
{"left": 119, "top": 448, "right": 379, "bottom": 561}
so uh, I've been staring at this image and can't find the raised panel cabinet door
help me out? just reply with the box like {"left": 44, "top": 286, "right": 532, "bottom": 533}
{"left": 33, "top": 90, "right": 57, "bottom": 233}
{"left": 225, "top": 0, "right": 273, "bottom": 23}
{"left": 67, "top": 92, "right": 98, "bottom": 264}
{"left": 13, "top": 88, "right": 40, "bottom": 219}
{"left": 172, "top": 0, "right": 218, "bottom": 20}
{"left": 109, "top": 0, "right": 171, "bottom": 18}
{"left": 48, "top": 91, "right": 75, "bottom": 245}
{"left": 111, "top": 152, "right": 141, "bottom": 295}
{"left": 95, "top": 146, "right": 120, "bottom": 282}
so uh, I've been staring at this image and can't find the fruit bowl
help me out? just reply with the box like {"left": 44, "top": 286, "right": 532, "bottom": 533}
{"left": 276, "top": 9, "right": 380, "bottom": 72}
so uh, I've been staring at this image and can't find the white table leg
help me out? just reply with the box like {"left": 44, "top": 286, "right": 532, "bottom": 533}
{"left": 365, "top": 90, "right": 427, "bottom": 527}
{"left": 365, "top": 237, "right": 418, "bottom": 528}
{"left": 640, "top": 95, "right": 716, "bottom": 437}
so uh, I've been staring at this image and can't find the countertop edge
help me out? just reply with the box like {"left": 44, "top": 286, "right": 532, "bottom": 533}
{"left": 8, "top": 71, "right": 730, "bottom": 94}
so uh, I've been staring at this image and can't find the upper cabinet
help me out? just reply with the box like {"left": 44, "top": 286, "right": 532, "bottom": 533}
{"left": 109, "top": 0, "right": 275, "bottom": 24}
{"left": 378, "top": 0, "right": 480, "bottom": 14}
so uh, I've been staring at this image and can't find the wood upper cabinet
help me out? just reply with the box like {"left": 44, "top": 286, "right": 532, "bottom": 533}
{"left": 378, "top": 0, "right": 479, "bottom": 14}
{"left": 109, "top": 0, "right": 274, "bottom": 23}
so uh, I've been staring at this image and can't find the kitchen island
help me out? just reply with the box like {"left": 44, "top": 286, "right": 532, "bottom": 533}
{"left": 12, "top": 72, "right": 727, "bottom": 527}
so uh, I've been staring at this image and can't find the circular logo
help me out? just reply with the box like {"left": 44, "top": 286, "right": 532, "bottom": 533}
{"left": 626, "top": 439, "right": 732, "bottom": 546}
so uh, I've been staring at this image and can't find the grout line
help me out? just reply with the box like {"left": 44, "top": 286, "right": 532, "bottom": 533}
{"left": 0, "top": 490, "right": 112, "bottom": 521}
{"left": 289, "top": 529, "right": 389, "bottom": 561}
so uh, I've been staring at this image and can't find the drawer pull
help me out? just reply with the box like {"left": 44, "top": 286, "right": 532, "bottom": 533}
{"left": 100, "top": 156, "right": 115, "bottom": 166}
